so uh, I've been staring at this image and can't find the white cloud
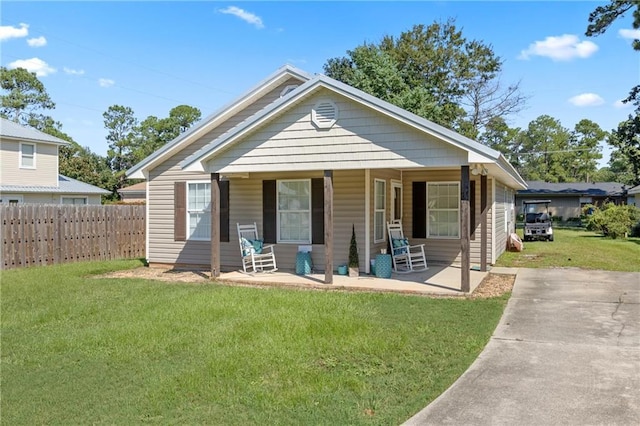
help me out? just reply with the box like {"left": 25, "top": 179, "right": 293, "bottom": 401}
{"left": 619, "top": 28, "right": 640, "bottom": 40}
{"left": 27, "top": 36, "right": 47, "bottom": 47}
{"left": 613, "top": 99, "right": 633, "bottom": 109}
{"left": 518, "top": 34, "right": 598, "bottom": 61}
{"left": 219, "top": 6, "right": 264, "bottom": 29}
{"left": 98, "top": 78, "right": 115, "bottom": 88}
{"left": 64, "top": 67, "right": 85, "bottom": 75}
{"left": 0, "top": 23, "right": 29, "bottom": 41}
{"left": 568, "top": 93, "right": 605, "bottom": 107}
{"left": 8, "top": 57, "right": 56, "bottom": 77}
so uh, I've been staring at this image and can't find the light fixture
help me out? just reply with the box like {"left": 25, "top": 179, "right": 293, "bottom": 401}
{"left": 470, "top": 164, "right": 489, "bottom": 176}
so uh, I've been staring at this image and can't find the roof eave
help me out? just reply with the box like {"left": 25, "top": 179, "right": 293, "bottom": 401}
{"left": 126, "top": 65, "right": 312, "bottom": 179}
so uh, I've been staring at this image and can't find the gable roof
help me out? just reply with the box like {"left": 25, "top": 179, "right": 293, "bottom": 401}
{"left": 628, "top": 184, "right": 640, "bottom": 195}
{"left": 126, "top": 65, "right": 312, "bottom": 179}
{"left": 0, "top": 117, "right": 70, "bottom": 146}
{"left": 180, "top": 72, "right": 526, "bottom": 189}
{"left": 117, "top": 181, "right": 146, "bottom": 194}
{"left": 518, "top": 181, "right": 627, "bottom": 197}
{"left": 0, "top": 174, "right": 110, "bottom": 194}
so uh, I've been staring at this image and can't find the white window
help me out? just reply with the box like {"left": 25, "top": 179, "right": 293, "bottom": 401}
{"left": 61, "top": 197, "right": 87, "bottom": 205}
{"left": 277, "top": 179, "right": 311, "bottom": 243}
{"left": 374, "top": 179, "right": 386, "bottom": 242}
{"left": 188, "top": 182, "right": 211, "bottom": 240}
{"left": 427, "top": 182, "right": 460, "bottom": 238}
{"left": 20, "top": 143, "right": 35, "bottom": 168}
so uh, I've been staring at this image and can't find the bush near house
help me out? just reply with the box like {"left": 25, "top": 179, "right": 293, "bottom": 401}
{"left": 582, "top": 203, "right": 640, "bottom": 239}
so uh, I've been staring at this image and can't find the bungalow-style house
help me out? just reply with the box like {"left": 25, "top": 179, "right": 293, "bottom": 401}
{"left": 0, "top": 118, "right": 109, "bottom": 204}
{"left": 117, "top": 181, "right": 147, "bottom": 203}
{"left": 516, "top": 181, "right": 628, "bottom": 220}
{"left": 127, "top": 66, "right": 526, "bottom": 288}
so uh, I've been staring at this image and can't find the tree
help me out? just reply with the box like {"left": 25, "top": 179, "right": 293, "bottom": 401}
{"left": 59, "top": 142, "right": 117, "bottom": 200}
{"left": 104, "top": 105, "right": 138, "bottom": 189}
{"left": 0, "top": 67, "right": 56, "bottom": 126}
{"left": 566, "top": 119, "right": 605, "bottom": 182}
{"left": 478, "top": 116, "right": 522, "bottom": 165}
{"left": 324, "top": 20, "right": 526, "bottom": 135}
{"left": 586, "top": 1, "right": 640, "bottom": 50}
{"left": 586, "top": 2, "right": 640, "bottom": 184}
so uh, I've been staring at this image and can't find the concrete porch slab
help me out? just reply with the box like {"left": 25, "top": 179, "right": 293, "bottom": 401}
{"left": 217, "top": 264, "right": 488, "bottom": 296}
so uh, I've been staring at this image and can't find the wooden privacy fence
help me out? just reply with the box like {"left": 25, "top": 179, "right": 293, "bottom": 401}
{"left": 1, "top": 204, "right": 145, "bottom": 270}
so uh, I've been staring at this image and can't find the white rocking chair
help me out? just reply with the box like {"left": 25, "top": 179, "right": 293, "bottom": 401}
{"left": 386, "top": 221, "right": 428, "bottom": 273}
{"left": 237, "top": 223, "right": 277, "bottom": 273}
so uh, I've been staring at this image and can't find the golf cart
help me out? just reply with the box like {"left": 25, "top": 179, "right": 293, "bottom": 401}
{"left": 522, "top": 200, "right": 554, "bottom": 242}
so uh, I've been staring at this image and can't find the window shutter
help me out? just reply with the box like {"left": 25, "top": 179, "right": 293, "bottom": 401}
{"left": 412, "top": 182, "right": 426, "bottom": 238}
{"left": 220, "top": 180, "right": 230, "bottom": 242}
{"left": 263, "top": 180, "right": 277, "bottom": 243}
{"left": 470, "top": 180, "right": 476, "bottom": 240}
{"left": 174, "top": 181, "right": 186, "bottom": 241}
{"left": 311, "top": 178, "right": 324, "bottom": 244}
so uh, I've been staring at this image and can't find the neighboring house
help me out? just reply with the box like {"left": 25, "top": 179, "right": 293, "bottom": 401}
{"left": 127, "top": 65, "right": 526, "bottom": 285}
{"left": 628, "top": 184, "right": 640, "bottom": 206}
{"left": 0, "top": 118, "right": 110, "bottom": 204}
{"left": 516, "top": 181, "right": 628, "bottom": 220}
{"left": 117, "top": 181, "right": 146, "bottom": 203}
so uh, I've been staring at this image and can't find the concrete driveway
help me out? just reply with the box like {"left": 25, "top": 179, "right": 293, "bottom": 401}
{"left": 405, "top": 268, "right": 640, "bottom": 425}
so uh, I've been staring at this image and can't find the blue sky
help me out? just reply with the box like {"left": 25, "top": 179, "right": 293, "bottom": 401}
{"left": 1, "top": 1, "right": 638, "bottom": 168}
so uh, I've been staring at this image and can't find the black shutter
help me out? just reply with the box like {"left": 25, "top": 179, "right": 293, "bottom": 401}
{"left": 311, "top": 178, "right": 324, "bottom": 244}
{"left": 263, "top": 180, "right": 277, "bottom": 243}
{"left": 412, "top": 181, "right": 426, "bottom": 238}
{"left": 220, "top": 180, "right": 230, "bottom": 242}
{"left": 470, "top": 180, "right": 476, "bottom": 240}
{"left": 174, "top": 182, "right": 186, "bottom": 241}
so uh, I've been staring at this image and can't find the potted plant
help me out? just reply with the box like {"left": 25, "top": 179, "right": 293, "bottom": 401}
{"left": 348, "top": 224, "right": 359, "bottom": 277}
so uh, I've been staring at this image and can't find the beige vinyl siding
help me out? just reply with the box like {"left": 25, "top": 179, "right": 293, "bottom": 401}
{"left": 0, "top": 140, "right": 59, "bottom": 186}
{"left": 145, "top": 77, "right": 314, "bottom": 267}
{"left": 494, "top": 180, "right": 516, "bottom": 260}
{"left": 516, "top": 195, "right": 580, "bottom": 220}
{"left": 400, "top": 169, "right": 493, "bottom": 266}
{"left": 207, "top": 89, "right": 467, "bottom": 173}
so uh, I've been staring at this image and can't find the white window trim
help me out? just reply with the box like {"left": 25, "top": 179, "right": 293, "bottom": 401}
{"left": 427, "top": 181, "right": 460, "bottom": 239}
{"left": 374, "top": 178, "right": 386, "bottom": 243}
{"left": 19, "top": 142, "right": 36, "bottom": 169}
{"left": 277, "top": 178, "right": 312, "bottom": 244}
{"left": 60, "top": 196, "right": 88, "bottom": 205}
{"left": 391, "top": 180, "right": 403, "bottom": 222}
{"left": 187, "top": 180, "right": 211, "bottom": 241}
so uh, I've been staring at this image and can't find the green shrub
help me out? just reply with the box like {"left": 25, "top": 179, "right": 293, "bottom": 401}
{"left": 582, "top": 203, "right": 640, "bottom": 239}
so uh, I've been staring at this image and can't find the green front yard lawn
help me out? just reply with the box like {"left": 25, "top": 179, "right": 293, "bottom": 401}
{"left": 1, "top": 260, "right": 508, "bottom": 425}
{"left": 496, "top": 228, "right": 640, "bottom": 271}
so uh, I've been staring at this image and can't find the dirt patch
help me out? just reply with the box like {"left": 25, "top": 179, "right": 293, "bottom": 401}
{"left": 470, "top": 273, "right": 516, "bottom": 299}
{"left": 99, "top": 267, "right": 212, "bottom": 283}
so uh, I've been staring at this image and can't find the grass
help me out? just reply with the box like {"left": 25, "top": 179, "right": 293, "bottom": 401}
{"left": 1, "top": 260, "right": 509, "bottom": 425}
{"left": 496, "top": 227, "right": 640, "bottom": 272}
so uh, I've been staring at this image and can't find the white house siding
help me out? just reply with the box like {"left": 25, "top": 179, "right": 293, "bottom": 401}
{"left": 207, "top": 88, "right": 467, "bottom": 174}
{"left": 401, "top": 169, "right": 494, "bottom": 266}
{"left": 145, "top": 78, "right": 318, "bottom": 266}
{"left": 0, "top": 140, "right": 59, "bottom": 186}
{"left": 14, "top": 193, "right": 102, "bottom": 204}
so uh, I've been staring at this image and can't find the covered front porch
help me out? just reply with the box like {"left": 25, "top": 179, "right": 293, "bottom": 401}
{"left": 216, "top": 264, "right": 488, "bottom": 296}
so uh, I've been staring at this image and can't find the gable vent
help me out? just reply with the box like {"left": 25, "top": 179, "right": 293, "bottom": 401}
{"left": 311, "top": 100, "right": 338, "bottom": 129}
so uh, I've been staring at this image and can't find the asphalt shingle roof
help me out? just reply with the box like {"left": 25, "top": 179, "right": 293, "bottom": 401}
{"left": 518, "top": 181, "right": 627, "bottom": 196}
